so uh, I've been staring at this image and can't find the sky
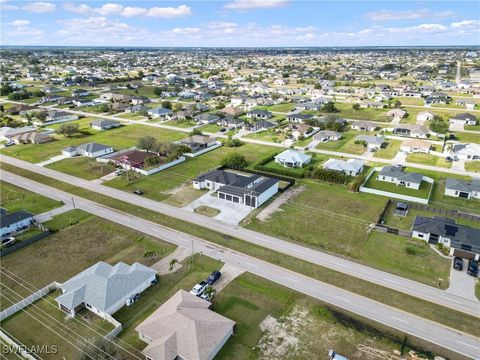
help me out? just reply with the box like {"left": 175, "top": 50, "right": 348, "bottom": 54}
{"left": 0, "top": 0, "right": 479, "bottom": 47}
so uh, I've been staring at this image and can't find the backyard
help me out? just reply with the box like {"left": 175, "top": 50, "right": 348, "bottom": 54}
{"left": 315, "top": 131, "right": 367, "bottom": 155}
{"left": 362, "top": 171, "right": 433, "bottom": 200}
{"left": 46, "top": 156, "right": 117, "bottom": 180}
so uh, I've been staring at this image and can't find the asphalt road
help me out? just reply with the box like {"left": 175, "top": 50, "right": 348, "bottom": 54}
{"left": 2, "top": 170, "right": 479, "bottom": 359}
{"left": 2, "top": 155, "right": 480, "bottom": 319}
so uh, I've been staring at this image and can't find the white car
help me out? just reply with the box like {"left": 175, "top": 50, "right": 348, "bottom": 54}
{"left": 1, "top": 237, "right": 16, "bottom": 247}
{"left": 189, "top": 281, "right": 208, "bottom": 296}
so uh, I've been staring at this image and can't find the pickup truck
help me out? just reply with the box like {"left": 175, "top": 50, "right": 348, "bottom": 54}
{"left": 189, "top": 281, "right": 208, "bottom": 296}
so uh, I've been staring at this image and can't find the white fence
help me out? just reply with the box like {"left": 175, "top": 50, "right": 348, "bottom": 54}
{"left": 104, "top": 313, "right": 123, "bottom": 340}
{"left": 96, "top": 146, "right": 136, "bottom": 163}
{"left": 183, "top": 141, "right": 223, "bottom": 158}
{"left": 359, "top": 167, "right": 434, "bottom": 205}
{"left": 135, "top": 156, "right": 186, "bottom": 175}
{"left": 0, "top": 330, "right": 38, "bottom": 360}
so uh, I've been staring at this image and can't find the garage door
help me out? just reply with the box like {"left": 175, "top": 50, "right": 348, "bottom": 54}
{"left": 219, "top": 193, "right": 225, "bottom": 199}
{"left": 233, "top": 196, "right": 239, "bottom": 203}
{"left": 452, "top": 249, "right": 476, "bottom": 260}
{"left": 459, "top": 192, "right": 469, "bottom": 198}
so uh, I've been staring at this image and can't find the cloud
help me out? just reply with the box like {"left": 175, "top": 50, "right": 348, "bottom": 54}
{"left": 0, "top": 0, "right": 19, "bottom": 10}
{"left": 366, "top": 9, "right": 454, "bottom": 21}
{"left": 451, "top": 20, "right": 479, "bottom": 29}
{"left": 146, "top": 5, "right": 191, "bottom": 18}
{"left": 63, "top": 2, "right": 191, "bottom": 18}
{"left": 23, "top": 2, "right": 55, "bottom": 13}
{"left": 224, "top": 0, "right": 289, "bottom": 10}
{"left": 9, "top": 19, "right": 31, "bottom": 26}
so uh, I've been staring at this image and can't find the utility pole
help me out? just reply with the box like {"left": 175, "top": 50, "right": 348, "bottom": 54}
{"left": 71, "top": 197, "right": 79, "bottom": 224}
{"left": 191, "top": 238, "right": 194, "bottom": 270}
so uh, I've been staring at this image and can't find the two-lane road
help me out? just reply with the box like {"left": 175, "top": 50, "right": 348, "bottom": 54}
{"left": 1, "top": 155, "right": 479, "bottom": 319}
{"left": 2, "top": 170, "right": 479, "bottom": 360}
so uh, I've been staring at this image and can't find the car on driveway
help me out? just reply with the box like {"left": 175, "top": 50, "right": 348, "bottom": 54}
{"left": 453, "top": 257, "right": 463, "bottom": 271}
{"left": 467, "top": 260, "right": 478, "bottom": 277}
{"left": 133, "top": 189, "right": 144, "bottom": 195}
{"left": 189, "top": 281, "right": 208, "bottom": 296}
{"left": 207, "top": 270, "right": 221, "bottom": 285}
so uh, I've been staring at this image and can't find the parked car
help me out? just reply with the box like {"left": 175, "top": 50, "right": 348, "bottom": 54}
{"left": 467, "top": 260, "right": 478, "bottom": 277}
{"left": 115, "top": 169, "right": 125, "bottom": 176}
{"left": 4, "top": 141, "right": 15, "bottom": 147}
{"left": 0, "top": 237, "right": 16, "bottom": 247}
{"left": 445, "top": 156, "right": 453, "bottom": 162}
{"left": 207, "top": 270, "right": 221, "bottom": 285}
{"left": 189, "top": 281, "right": 208, "bottom": 296}
{"left": 453, "top": 257, "right": 463, "bottom": 271}
{"left": 133, "top": 189, "right": 144, "bottom": 195}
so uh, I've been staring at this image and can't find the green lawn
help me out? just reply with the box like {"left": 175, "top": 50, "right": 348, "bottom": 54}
{"left": 0, "top": 293, "right": 115, "bottom": 360}
{"left": 465, "top": 161, "right": 480, "bottom": 172}
{"left": 105, "top": 143, "right": 279, "bottom": 202}
{"left": 363, "top": 171, "right": 433, "bottom": 200}
{"left": 0, "top": 119, "right": 185, "bottom": 163}
{"left": 194, "top": 205, "right": 220, "bottom": 217}
{"left": 46, "top": 157, "right": 117, "bottom": 180}
{"left": 374, "top": 139, "right": 402, "bottom": 159}
{"left": 244, "top": 129, "right": 288, "bottom": 144}
{"left": 0, "top": 181, "right": 62, "bottom": 214}
{"left": 163, "top": 119, "right": 197, "bottom": 128}
{"left": 256, "top": 103, "right": 295, "bottom": 113}
{"left": 200, "top": 123, "right": 224, "bottom": 133}
{"left": 3, "top": 162, "right": 480, "bottom": 337}
{"left": 476, "top": 281, "right": 480, "bottom": 301}
{"left": 116, "top": 112, "right": 146, "bottom": 120}
{"left": 451, "top": 131, "right": 480, "bottom": 144}
{"left": 315, "top": 131, "right": 366, "bottom": 154}
{"left": 406, "top": 153, "right": 452, "bottom": 168}
{"left": 334, "top": 102, "right": 390, "bottom": 122}
{"left": 115, "top": 86, "right": 161, "bottom": 98}
{"left": 0, "top": 214, "right": 176, "bottom": 306}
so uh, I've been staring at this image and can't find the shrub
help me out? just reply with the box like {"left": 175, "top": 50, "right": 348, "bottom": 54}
{"left": 348, "top": 174, "right": 366, "bottom": 192}
{"left": 304, "top": 167, "right": 350, "bottom": 184}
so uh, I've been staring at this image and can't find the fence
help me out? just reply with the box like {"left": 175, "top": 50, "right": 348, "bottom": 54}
{"left": 408, "top": 202, "right": 480, "bottom": 222}
{"left": 359, "top": 167, "right": 434, "bottom": 205}
{"left": 0, "top": 330, "right": 39, "bottom": 360}
{"left": 103, "top": 313, "right": 123, "bottom": 340}
{"left": 374, "top": 225, "right": 412, "bottom": 237}
{"left": 0, "top": 230, "right": 51, "bottom": 257}
{"left": 183, "top": 141, "right": 223, "bottom": 158}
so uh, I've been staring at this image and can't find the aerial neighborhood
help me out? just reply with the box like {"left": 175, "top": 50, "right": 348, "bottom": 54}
{"left": 0, "top": 25, "right": 479, "bottom": 360}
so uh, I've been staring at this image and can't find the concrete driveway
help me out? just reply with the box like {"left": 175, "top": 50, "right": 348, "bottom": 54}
{"left": 446, "top": 264, "right": 478, "bottom": 301}
{"left": 183, "top": 190, "right": 253, "bottom": 226}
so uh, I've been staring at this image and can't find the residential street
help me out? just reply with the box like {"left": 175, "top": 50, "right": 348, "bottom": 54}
{"left": 2, "top": 155, "right": 479, "bottom": 319}
{"left": 2, "top": 170, "right": 479, "bottom": 360}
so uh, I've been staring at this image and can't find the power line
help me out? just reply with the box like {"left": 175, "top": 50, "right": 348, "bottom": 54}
{"left": 0, "top": 267, "right": 144, "bottom": 360}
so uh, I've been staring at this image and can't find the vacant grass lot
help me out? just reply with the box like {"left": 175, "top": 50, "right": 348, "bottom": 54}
{"left": 4, "top": 162, "right": 480, "bottom": 335}
{"left": 374, "top": 139, "right": 402, "bottom": 159}
{"left": 246, "top": 180, "right": 448, "bottom": 287}
{"left": 465, "top": 160, "right": 480, "bottom": 172}
{"left": 46, "top": 156, "right": 117, "bottom": 180}
{"left": 256, "top": 103, "right": 295, "bottom": 113}
{"left": 0, "top": 214, "right": 175, "bottom": 307}
{"left": 315, "top": 131, "right": 366, "bottom": 155}
{"left": 363, "top": 171, "right": 432, "bottom": 199}
{"left": 244, "top": 129, "right": 288, "bottom": 144}
{"left": 0, "top": 119, "right": 185, "bottom": 163}
{"left": 406, "top": 153, "right": 452, "bottom": 168}
{"left": 452, "top": 131, "right": 480, "bottom": 144}
{"left": 0, "top": 181, "right": 62, "bottom": 214}
{"left": 105, "top": 143, "right": 279, "bottom": 202}
{"left": 0, "top": 292, "right": 114, "bottom": 360}
{"left": 334, "top": 102, "right": 390, "bottom": 122}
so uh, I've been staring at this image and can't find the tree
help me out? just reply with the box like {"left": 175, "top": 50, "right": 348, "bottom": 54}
{"left": 429, "top": 115, "right": 449, "bottom": 134}
{"left": 137, "top": 136, "right": 157, "bottom": 152}
{"left": 144, "top": 155, "right": 161, "bottom": 167}
{"left": 34, "top": 111, "right": 47, "bottom": 122}
{"left": 153, "top": 87, "right": 162, "bottom": 96}
{"left": 161, "top": 101, "right": 172, "bottom": 109}
{"left": 168, "top": 258, "right": 179, "bottom": 271}
{"left": 394, "top": 100, "right": 402, "bottom": 108}
{"left": 189, "top": 128, "right": 203, "bottom": 136}
{"left": 0, "top": 83, "right": 14, "bottom": 96}
{"left": 321, "top": 101, "right": 338, "bottom": 113}
{"left": 220, "top": 152, "right": 247, "bottom": 169}
{"left": 56, "top": 123, "right": 80, "bottom": 137}
{"left": 352, "top": 103, "right": 360, "bottom": 111}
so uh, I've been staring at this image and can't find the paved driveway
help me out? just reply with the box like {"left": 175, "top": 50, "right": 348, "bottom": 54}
{"left": 446, "top": 264, "right": 478, "bottom": 301}
{"left": 183, "top": 190, "right": 252, "bottom": 226}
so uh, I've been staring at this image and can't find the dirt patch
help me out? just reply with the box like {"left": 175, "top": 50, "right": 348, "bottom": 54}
{"left": 256, "top": 185, "right": 305, "bottom": 221}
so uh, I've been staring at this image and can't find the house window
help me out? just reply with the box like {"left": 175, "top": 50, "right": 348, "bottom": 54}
{"left": 455, "top": 191, "right": 458, "bottom": 195}
{"left": 417, "top": 233, "right": 424, "bottom": 238}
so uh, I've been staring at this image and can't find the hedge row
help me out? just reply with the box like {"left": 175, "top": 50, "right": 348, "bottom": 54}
{"left": 304, "top": 167, "right": 351, "bottom": 184}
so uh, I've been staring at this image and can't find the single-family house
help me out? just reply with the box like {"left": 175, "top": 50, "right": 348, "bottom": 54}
{"left": 72, "top": 98, "right": 95, "bottom": 107}
{"left": 351, "top": 121, "right": 376, "bottom": 132}
{"left": 387, "top": 108, "right": 407, "bottom": 119}
{"left": 416, "top": 111, "right": 435, "bottom": 123}
{"left": 445, "top": 178, "right": 480, "bottom": 200}
{"left": 287, "top": 123, "right": 316, "bottom": 140}
{"left": 250, "top": 120, "right": 276, "bottom": 131}
{"left": 0, "top": 209, "right": 34, "bottom": 237}
{"left": 46, "top": 111, "right": 78, "bottom": 123}
{"left": 221, "top": 106, "right": 243, "bottom": 117}
{"left": 11, "top": 131, "right": 53, "bottom": 144}
{"left": 412, "top": 216, "right": 480, "bottom": 260}
{"left": 90, "top": 119, "right": 121, "bottom": 131}
{"left": 148, "top": 107, "right": 172, "bottom": 118}
{"left": 323, "top": 158, "right": 365, "bottom": 176}
{"left": 72, "top": 89, "right": 89, "bottom": 97}
{"left": 449, "top": 113, "right": 477, "bottom": 126}
{"left": 193, "top": 170, "right": 278, "bottom": 208}
{"left": 378, "top": 166, "right": 423, "bottom": 190}
{"left": 0, "top": 126, "right": 37, "bottom": 141}
{"left": 392, "top": 124, "right": 429, "bottom": 138}
{"left": 135, "top": 290, "right": 235, "bottom": 360}
{"left": 41, "top": 94, "right": 65, "bottom": 103}
{"left": 195, "top": 113, "right": 220, "bottom": 124}
{"left": 274, "top": 149, "right": 311, "bottom": 168}
{"left": 247, "top": 110, "right": 272, "bottom": 120}
{"left": 400, "top": 139, "right": 431, "bottom": 154}
{"left": 355, "top": 135, "right": 385, "bottom": 151}
{"left": 56, "top": 261, "right": 156, "bottom": 318}
{"left": 451, "top": 143, "right": 480, "bottom": 160}
{"left": 455, "top": 99, "right": 476, "bottom": 111}
{"left": 177, "top": 135, "right": 218, "bottom": 153}
{"left": 286, "top": 114, "right": 313, "bottom": 123}
{"left": 62, "top": 142, "right": 113, "bottom": 158}
{"left": 314, "top": 130, "right": 341, "bottom": 142}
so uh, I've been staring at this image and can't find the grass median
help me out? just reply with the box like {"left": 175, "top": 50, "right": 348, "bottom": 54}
{"left": 1, "top": 161, "right": 479, "bottom": 338}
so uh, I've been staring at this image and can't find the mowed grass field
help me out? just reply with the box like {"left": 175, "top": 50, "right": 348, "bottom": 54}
{"left": 46, "top": 156, "right": 117, "bottom": 180}
{"left": 315, "top": 131, "right": 367, "bottom": 155}
{"left": 333, "top": 102, "right": 390, "bottom": 122}
{"left": 0, "top": 211, "right": 176, "bottom": 307}
{"left": 362, "top": 171, "right": 433, "bottom": 199}
{"left": 0, "top": 119, "right": 185, "bottom": 163}
{"left": 406, "top": 153, "right": 452, "bottom": 169}
{"left": 374, "top": 139, "right": 402, "bottom": 159}
{"left": 105, "top": 143, "right": 279, "bottom": 202}
{"left": 0, "top": 181, "right": 62, "bottom": 214}
{"left": 245, "top": 180, "right": 449, "bottom": 286}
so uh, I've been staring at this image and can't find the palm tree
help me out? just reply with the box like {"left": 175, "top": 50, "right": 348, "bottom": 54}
{"left": 203, "top": 286, "right": 217, "bottom": 301}
{"left": 446, "top": 143, "right": 455, "bottom": 153}
{"left": 168, "top": 258, "right": 179, "bottom": 271}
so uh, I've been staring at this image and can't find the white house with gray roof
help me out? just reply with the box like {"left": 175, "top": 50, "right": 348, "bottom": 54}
{"left": 355, "top": 135, "right": 385, "bottom": 151}
{"left": 323, "top": 158, "right": 365, "bottom": 176}
{"left": 56, "top": 261, "right": 156, "bottom": 318}
{"left": 274, "top": 149, "right": 311, "bottom": 168}
{"left": 378, "top": 166, "right": 424, "bottom": 190}
{"left": 445, "top": 178, "right": 480, "bottom": 199}
{"left": 61, "top": 142, "right": 113, "bottom": 158}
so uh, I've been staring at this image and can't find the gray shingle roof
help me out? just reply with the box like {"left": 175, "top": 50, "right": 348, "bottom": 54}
{"left": 379, "top": 166, "right": 423, "bottom": 184}
{"left": 445, "top": 178, "right": 480, "bottom": 193}
{"left": 77, "top": 142, "right": 111, "bottom": 153}
{"left": 0, "top": 209, "right": 34, "bottom": 228}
